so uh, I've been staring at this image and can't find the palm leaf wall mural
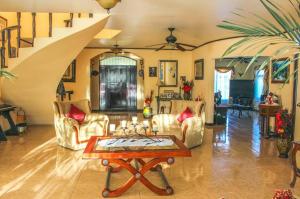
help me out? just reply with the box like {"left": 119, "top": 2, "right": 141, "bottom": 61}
{"left": 217, "top": 0, "right": 300, "bottom": 81}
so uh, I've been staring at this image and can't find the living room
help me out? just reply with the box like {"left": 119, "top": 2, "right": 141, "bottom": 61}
{"left": 0, "top": 0, "right": 300, "bottom": 199}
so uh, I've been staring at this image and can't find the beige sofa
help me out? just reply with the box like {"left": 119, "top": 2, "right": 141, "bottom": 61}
{"left": 53, "top": 99, "right": 109, "bottom": 150}
{"left": 152, "top": 100, "right": 205, "bottom": 148}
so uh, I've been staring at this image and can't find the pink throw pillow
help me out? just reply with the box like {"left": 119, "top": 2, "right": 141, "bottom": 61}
{"left": 177, "top": 107, "right": 193, "bottom": 123}
{"left": 66, "top": 104, "right": 86, "bottom": 123}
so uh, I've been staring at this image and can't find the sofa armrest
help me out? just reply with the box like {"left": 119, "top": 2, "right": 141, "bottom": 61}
{"left": 152, "top": 114, "right": 179, "bottom": 131}
{"left": 84, "top": 114, "right": 109, "bottom": 136}
{"left": 85, "top": 113, "right": 109, "bottom": 122}
{"left": 182, "top": 117, "right": 203, "bottom": 130}
{"left": 61, "top": 117, "right": 79, "bottom": 128}
{"left": 53, "top": 116, "right": 80, "bottom": 144}
{"left": 181, "top": 116, "right": 204, "bottom": 148}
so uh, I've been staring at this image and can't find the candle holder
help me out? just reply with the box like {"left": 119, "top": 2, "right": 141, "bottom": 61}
{"left": 152, "top": 129, "right": 158, "bottom": 136}
{"left": 120, "top": 120, "right": 128, "bottom": 135}
{"left": 135, "top": 124, "right": 139, "bottom": 134}
{"left": 131, "top": 116, "right": 138, "bottom": 134}
{"left": 143, "top": 126, "right": 148, "bottom": 135}
{"left": 121, "top": 126, "right": 128, "bottom": 135}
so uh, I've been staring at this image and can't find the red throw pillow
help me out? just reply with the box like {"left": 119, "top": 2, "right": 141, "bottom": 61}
{"left": 66, "top": 104, "right": 86, "bottom": 123}
{"left": 177, "top": 107, "right": 193, "bottom": 123}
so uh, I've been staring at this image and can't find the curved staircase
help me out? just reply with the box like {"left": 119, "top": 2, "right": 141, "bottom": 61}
{"left": 1, "top": 13, "right": 109, "bottom": 124}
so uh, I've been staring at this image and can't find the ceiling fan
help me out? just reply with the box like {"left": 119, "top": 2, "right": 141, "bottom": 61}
{"left": 109, "top": 44, "right": 124, "bottom": 54}
{"left": 147, "top": 27, "right": 197, "bottom": 51}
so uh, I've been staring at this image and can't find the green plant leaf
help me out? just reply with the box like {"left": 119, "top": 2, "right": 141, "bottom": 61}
{"left": 0, "top": 69, "right": 16, "bottom": 79}
{"left": 243, "top": 44, "right": 270, "bottom": 76}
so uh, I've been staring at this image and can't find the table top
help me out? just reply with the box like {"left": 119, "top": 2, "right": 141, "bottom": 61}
{"left": 259, "top": 103, "right": 281, "bottom": 107}
{"left": 83, "top": 135, "right": 191, "bottom": 160}
{"left": 216, "top": 104, "right": 232, "bottom": 108}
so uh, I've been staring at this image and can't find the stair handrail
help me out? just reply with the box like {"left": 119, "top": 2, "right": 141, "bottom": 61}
{"left": 1, "top": 25, "right": 21, "bottom": 68}
{"left": 1, "top": 12, "right": 93, "bottom": 68}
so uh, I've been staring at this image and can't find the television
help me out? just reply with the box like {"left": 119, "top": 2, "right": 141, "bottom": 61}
{"left": 230, "top": 80, "right": 254, "bottom": 100}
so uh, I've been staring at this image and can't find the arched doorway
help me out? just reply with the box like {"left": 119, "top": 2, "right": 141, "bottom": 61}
{"left": 90, "top": 52, "right": 144, "bottom": 112}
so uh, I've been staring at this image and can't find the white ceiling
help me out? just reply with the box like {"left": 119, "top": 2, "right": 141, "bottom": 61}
{"left": 0, "top": 0, "right": 105, "bottom": 13}
{"left": 0, "top": 0, "right": 290, "bottom": 49}
{"left": 90, "top": 0, "right": 282, "bottom": 49}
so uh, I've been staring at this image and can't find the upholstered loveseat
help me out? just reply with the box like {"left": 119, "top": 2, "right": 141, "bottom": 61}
{"left": 53, "top": 99, "right": 109, "bottom": 150}
{"left": 152, "top": 100, "right": 205, "bottom": 148}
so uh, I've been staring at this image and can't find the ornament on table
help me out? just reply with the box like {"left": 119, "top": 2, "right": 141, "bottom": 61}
{"left": 143, "top": 90, "right": 154, "bottom": 118}
{"left": 181, "top": 80, "right": 194, "bottom": 100}
{"left": 265, "top": 92, "right": 274, "bottom": 104}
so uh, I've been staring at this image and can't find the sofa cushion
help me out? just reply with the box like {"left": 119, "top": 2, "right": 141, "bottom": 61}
{"left": 170, "top": 100, "right": 203, "bottom": 116}
{"left": 58, "top": 99, "right": 91, "bottom": 115}
{"left": 66, "top": 104, "right": 86, "bottom": 123}
{"left": 177, "top": 107, "right": 193, "bottom": 123}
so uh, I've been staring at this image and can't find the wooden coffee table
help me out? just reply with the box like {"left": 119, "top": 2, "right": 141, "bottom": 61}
{"left": 83, "top": 135, "right": 191, "bottom": 197}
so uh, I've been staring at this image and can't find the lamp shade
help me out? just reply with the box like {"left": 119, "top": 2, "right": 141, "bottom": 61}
{"left": 97, "top": 0, "right": 121, "bottom": 10}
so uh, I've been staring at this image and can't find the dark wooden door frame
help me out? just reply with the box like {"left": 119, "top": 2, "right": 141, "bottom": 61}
{"left": 292, "top": 53, "right": 299, "bottom": 139}
{"left": 99, "top": 64, "right": 138, "bottom": 112}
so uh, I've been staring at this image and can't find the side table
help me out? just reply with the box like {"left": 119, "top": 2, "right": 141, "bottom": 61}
{"left": 259, "top": 104, "right": 281, "bottom": 138}
{"left": 0, "top": 104, "right": 18, "bottom": 141}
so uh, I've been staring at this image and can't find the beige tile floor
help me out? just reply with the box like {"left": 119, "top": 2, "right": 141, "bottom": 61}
{"left": 0, "top": 113, "right": 300, "bottom": 199}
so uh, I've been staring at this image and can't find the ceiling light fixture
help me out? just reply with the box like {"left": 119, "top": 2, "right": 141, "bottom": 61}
{"left": 96, "top": 0, "right": 121, "bottom": 13}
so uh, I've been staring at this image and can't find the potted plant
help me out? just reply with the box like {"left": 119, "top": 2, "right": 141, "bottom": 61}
{"left": 143, "top": 90, "right": 153, "bottom": 118}
{"left": 217, "top": 0, "right": 299, "bottom": 81}
{"left": 0, "top": 68, "right": 15, "bottom": 79}
{"left": 275, "top": 109, "right": 293, "bottom": 158}
{"left": 182, "top": 80, "right": 194, "bottom": 100}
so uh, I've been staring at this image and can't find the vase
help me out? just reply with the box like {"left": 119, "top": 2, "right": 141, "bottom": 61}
{"left": 276, "top": 137, "right": 292, "bottom": 158}
{"left": 143, "top": 106, "right": 152, "bottom": 118}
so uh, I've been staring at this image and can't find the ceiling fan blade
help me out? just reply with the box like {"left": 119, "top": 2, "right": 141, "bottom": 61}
{"left": 176, "top": 43, "right": 197, "bottom": 48}
{"left": 146, "top": 43, "right": 167, "bottom": 48}
{"left": 155, "top": 45, "right": 166, "bottom": 51}
{"left": 176, "top": 44, "right": 186, "bottom": 51}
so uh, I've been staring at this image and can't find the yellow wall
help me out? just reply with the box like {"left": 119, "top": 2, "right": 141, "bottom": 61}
{"left": 192, "top": 38, "right": 295, "bottom": 123}
{"left": 65, "top": 39, "right": 294, "bottom": 124}
{"left": 64, "top": 49, "right": 194, "bottom": 113}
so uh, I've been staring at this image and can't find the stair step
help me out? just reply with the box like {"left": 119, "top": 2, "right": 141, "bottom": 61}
{"left": 20, "top": 38, "right": 34, "bottom": 48}
{"left": 5, "top": 13, "right": 108, "bottom": 70}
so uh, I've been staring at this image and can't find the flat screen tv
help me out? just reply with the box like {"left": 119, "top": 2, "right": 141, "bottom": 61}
{"left": 229, "top": 80, "right": 254, "bottom": 99}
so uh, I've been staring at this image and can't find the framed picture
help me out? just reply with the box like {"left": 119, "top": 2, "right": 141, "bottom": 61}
{"left": 159, "top": 60, "right": 178, "bottom": 87}
{"left": 63, "top": 60, "right": 76, "bottom": 82}
{"left": 0, "top": 16, "right": 7, "bottom": 41}
{"left": 149, "top": 67, "right": 157, "bottom": 77}
{"left": 194, "top": 59, "right": 204, "bottom": 80}
{"left": 271, "top": 58, "right": 290, "bottom": 83}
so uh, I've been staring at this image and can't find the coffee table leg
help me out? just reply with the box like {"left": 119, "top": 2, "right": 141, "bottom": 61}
{"left": 107, "top": 159, "right": 133, "bottom": 173}
{"left": 156, "top": 165, "right": 173, "bottom": 194}
{"left": 101, "top": 157, "right": 175, "bottom": 197}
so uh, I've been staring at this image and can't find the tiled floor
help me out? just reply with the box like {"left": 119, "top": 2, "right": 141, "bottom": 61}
{"left": 0, "top": 112, "right": 299, "bottom": 199}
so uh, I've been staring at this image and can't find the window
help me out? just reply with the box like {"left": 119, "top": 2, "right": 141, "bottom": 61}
{"left": 253, "top": 70, "right": 265, "bottom": 109}
{"left": 214, "top": 70, "right": 232, "bottom": 103}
